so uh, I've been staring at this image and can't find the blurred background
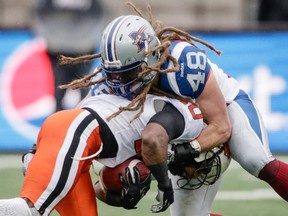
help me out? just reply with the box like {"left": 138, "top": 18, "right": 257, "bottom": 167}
{"left": 0, "top": 1, "right": 288, "bottom": 215}
{"left": 1, "top": 0, "right": 287, "bottom": 152}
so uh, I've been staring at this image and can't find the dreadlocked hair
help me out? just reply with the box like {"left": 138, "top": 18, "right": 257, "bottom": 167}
{"left": 58, "top": 67, "right": 104, "bottom": 90}
{"left": 107, "top": 81, "right": 152, "bottom": 123}
{"left": 58, "top": 1, "right": 221, "bottom": 122}
{"left": 117, "top": 1, "right": 221, "bottom": 121}
{"left": 57, "top": 53, "right": 103, "bottom": 90}
{"left": 58, "top": 53, "right": 101, "bottom": 65}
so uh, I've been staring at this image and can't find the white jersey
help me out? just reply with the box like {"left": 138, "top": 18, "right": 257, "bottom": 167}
{"left": 208, "top": 59, "right": 240, "bottom": 103}
{"left": 80, "top": 94, "right": 203, "bottom": 167}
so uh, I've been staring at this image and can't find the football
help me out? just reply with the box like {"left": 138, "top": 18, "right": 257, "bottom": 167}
{"left": 99, "top": 158, "right": 151, "bottom": 193}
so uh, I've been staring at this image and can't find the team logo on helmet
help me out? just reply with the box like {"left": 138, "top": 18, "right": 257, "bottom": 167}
{"left": 129, "top": 25, "right": 154, "bottom": 53}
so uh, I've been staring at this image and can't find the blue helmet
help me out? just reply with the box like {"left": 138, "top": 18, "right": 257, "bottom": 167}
{"left": 100, "top": 15, "right": 160, "bottom": 99}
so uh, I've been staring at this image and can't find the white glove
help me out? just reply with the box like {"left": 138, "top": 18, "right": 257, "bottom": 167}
{"left": 151, "top": 180, "right": 174, "bottom": 213}
{"left": 22, "top": 152, "right": 35, "bottom": 176}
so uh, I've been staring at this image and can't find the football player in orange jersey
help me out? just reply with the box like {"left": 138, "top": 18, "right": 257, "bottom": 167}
{"left": 0, "top": 94, "right": 228, "bottom": 216}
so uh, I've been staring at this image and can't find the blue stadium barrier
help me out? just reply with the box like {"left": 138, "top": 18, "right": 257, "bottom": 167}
{"left": 0, "top": 30, "right": 287, "bottom": 152}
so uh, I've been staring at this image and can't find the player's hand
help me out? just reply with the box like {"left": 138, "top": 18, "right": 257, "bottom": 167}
{"left": 22, "top": 144, "right": 36, "bottom": 176}
{"left": 119, "top": 167, "right": 151, "bottom": 209}
{"left": 168, "top": 142, "right": 200, "bottom": 176}
{"left": 151, "top": 180, "right": 174, "bottom": 213}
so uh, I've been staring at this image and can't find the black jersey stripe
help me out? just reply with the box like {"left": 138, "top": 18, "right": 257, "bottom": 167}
{"left": 82, "top": 107, "right": 118, "bottom": 158}
{"left": 39, "top": 113, "right": 95, "bottom": 214}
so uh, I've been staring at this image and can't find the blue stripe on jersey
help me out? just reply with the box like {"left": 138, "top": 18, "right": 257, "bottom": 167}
{"left": 159, "top": 41, "right": 211, "bottom": 99}
{"left": 159, "top": 59, "right": 175, "bottom": 93}
{"left": 90, "top": 70, "right": 110, "bottom": 96}
{"left": 158, "top": 41, "right": 180, "bottom": 93}
{"left": 90, "top": 82, "right": 110, "bottom": 96}
{"left": 106, "top": 16, "right": 125, "bottom": 61}
{"left": 234, "top": 90, "right": 263, "bottom": 144}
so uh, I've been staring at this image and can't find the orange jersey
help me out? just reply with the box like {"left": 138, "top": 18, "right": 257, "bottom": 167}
{"left": 21, "top": 108, "right": 101, "bottom": 216}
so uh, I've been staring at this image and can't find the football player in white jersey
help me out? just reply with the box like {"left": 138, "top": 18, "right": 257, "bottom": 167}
{"left": 57, "top": 4, "right": 288, "bottom": 212}
{"left": 100, "top": 13, "right": 288, "bottom": 206}
{"left": 0, "top": 93, "right": 228, "bottom": 216}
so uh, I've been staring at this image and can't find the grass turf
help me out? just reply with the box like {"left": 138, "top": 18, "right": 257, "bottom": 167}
{"left": 0, "top": 154, "right": 287, "bottom": 216}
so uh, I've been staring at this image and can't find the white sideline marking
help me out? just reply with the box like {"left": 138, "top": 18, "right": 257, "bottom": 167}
{"left": 145, "top": 189, "right": 281, "bottom": 201}
{"left": 215, "top": 189, "right": 280, "bottom": 200}
{"left": 0, "top": 154, "right": 22, "bottom": 169}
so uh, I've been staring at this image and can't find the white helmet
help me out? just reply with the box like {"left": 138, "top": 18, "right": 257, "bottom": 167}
{"left": 100, "top": 15, "right": 160, "bottom": 99}
{"left": 168, "top": 145, "right": 231, "bottom": 190}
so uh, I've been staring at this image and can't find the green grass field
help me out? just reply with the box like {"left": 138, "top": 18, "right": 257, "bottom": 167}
{"left": 0, "top": 154, "right": 287, "bottom": 216}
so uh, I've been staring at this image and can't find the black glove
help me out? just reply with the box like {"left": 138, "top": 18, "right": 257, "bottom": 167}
{"left": 119, "top": 166, "right": 151, "bottom": 209}
{"left": 151, "top": 180, "right": 174, "bottom": 213}
{"left": 168, "top": 142, "right": 200, "bottom": 176}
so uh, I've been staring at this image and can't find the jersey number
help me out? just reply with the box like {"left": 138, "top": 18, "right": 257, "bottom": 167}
{"left": 188, "top": 103, "right": 203, "bottom": 120}
{"left": 186, "top": 52, "right": 206, "bottom": 92}
{"left": 180, "top": 101, "right": 203, "bottom": 120}
{"left": 134, "top": 139, "right": 142, "bottom": 157}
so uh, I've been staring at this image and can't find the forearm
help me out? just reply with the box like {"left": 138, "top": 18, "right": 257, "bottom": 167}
{"left": 141, "top": 123, "right": 169, "bottom": 166}
{"left": 196, "top": 72, "right": 232, "bottom": 152}
{"left": 141, "top": 123, "right": 170, "bottom": 187}
{"left": 196, "top": 122, "right": 231, "bottom": 152}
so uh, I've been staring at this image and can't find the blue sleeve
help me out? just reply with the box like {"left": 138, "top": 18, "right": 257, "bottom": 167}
{"left": 90, "top": 82, "right": 110, "bottom": 96}
{"left": 159, "top": 42, "right": 211, "bottom": 99}
{"left": 90, "top": 70, "right": 111, "bottom": 96}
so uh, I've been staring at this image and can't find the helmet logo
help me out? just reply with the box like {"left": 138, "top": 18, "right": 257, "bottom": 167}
{"left": 129, "top": 25, "right": 154, "bottom": 53}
